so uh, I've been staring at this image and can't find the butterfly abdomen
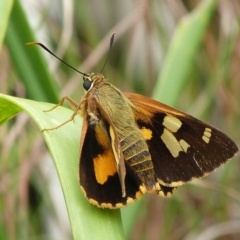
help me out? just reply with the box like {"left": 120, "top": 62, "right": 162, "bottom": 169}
{"left": 120, "top": 131, "right": 157, "bottom": 190}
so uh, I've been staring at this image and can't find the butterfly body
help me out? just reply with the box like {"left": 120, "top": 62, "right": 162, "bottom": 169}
{"left": 79, "top": 74, "right": 160, "bottom": 206}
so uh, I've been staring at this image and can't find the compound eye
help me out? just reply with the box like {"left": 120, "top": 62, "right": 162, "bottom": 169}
{"left": 83, "top": 77, "right": 93, "bottom": 90}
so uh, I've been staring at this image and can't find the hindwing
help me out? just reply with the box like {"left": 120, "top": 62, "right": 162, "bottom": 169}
{"left": 79, "top": 117, "right": 143, "bottom": 208}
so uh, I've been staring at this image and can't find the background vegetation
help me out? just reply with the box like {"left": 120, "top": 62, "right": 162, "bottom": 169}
{"left": 0, "top": 0, "right": 239, "bottom": 239}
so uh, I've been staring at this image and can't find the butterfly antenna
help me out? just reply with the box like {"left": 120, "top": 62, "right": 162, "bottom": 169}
{"left": 26, "top": 42, "right": 87, "bottom": 76}
{"left": 100, "top": 33, "right": 115, "bottom": 73}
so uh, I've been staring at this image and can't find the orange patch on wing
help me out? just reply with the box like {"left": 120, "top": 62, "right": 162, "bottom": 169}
{"left": 95, "top": 124, "right": 110, "bottom": 148}
{"left": 140, "top": 127, "right": 152, "bottom": 140}
{"left": 93, "top": 150, "right": 117, "bottom": 184}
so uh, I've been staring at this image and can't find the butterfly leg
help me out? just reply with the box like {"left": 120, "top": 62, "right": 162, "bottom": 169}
{"left": 42, "top": 97, "right": 85, "bottom": 131}
{"left": 43, "top": 96, "right": 78, "bottom": 112}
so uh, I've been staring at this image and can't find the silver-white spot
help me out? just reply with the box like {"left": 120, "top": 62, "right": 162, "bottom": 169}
{"left": 179, "top": 139, "right": 190, "bottom": 153}
{"left": 163, "top": 115, "right": 182, "bottom": 133}
{"left": 161, "top": 128, "right": 182, "bottom": 157}
{"left": 202, "top": 128, "right": 212, "bottom": 143}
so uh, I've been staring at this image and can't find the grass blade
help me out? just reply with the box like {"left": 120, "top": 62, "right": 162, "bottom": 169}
{"left": 5, "top": 0, "right": 59, "bottom": 103}
{"left": 153, "top": 0, "right": 218, "bottom": 106}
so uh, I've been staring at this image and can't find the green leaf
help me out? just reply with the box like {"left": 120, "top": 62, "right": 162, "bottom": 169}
{"left": 153, "top": 0, "right": 218, "bottom": 106}
{"left": 0, "top": 93, "right": 124, "bottom": 240}
{"left": 5, "top": 0, "right": 59, "bottom": 103}
{"left": 0, "top": 0, "right": 13, "bottom": 51}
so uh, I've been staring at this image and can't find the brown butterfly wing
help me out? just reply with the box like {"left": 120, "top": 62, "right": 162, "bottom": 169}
{"left": 79, "top": 116, "right": 143, "bottom": 208}
{"left": 125, "top": 92, "right": 238, "bottom": 187}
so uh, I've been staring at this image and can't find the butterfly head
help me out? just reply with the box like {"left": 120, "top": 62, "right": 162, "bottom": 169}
{"left": 83, "top": 73, "right": 105, "bottom": 91}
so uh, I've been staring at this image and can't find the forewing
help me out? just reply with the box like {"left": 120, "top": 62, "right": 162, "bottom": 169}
{"left": 125, "top": 92, "right": 238, "bottom": 187}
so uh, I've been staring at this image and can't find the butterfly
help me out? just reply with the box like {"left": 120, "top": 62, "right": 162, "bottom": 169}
{"left": 28, "top": 35, "right": 238, "bottom": 208}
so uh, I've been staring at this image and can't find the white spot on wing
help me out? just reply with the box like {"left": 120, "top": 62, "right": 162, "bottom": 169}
{"left": 179, "top": 139, "right": 190, "bottom": 153}
{"left": 163, "top": 115, "right": 182, "bottom": 133}
{"left": 202, "top": 128, "right": 212, "bottom": 143}
{"left": 161, "top": 128, "right": 182, "bottom": 157}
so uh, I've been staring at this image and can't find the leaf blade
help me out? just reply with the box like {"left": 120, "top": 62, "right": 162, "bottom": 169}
{"left": 0, "top": 93, "right": 124, "bottom": 240}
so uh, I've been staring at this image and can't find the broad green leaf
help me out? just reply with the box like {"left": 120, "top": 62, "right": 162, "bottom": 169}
{"left": 0, "top": 93, "right": 124, "bottom": 240}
